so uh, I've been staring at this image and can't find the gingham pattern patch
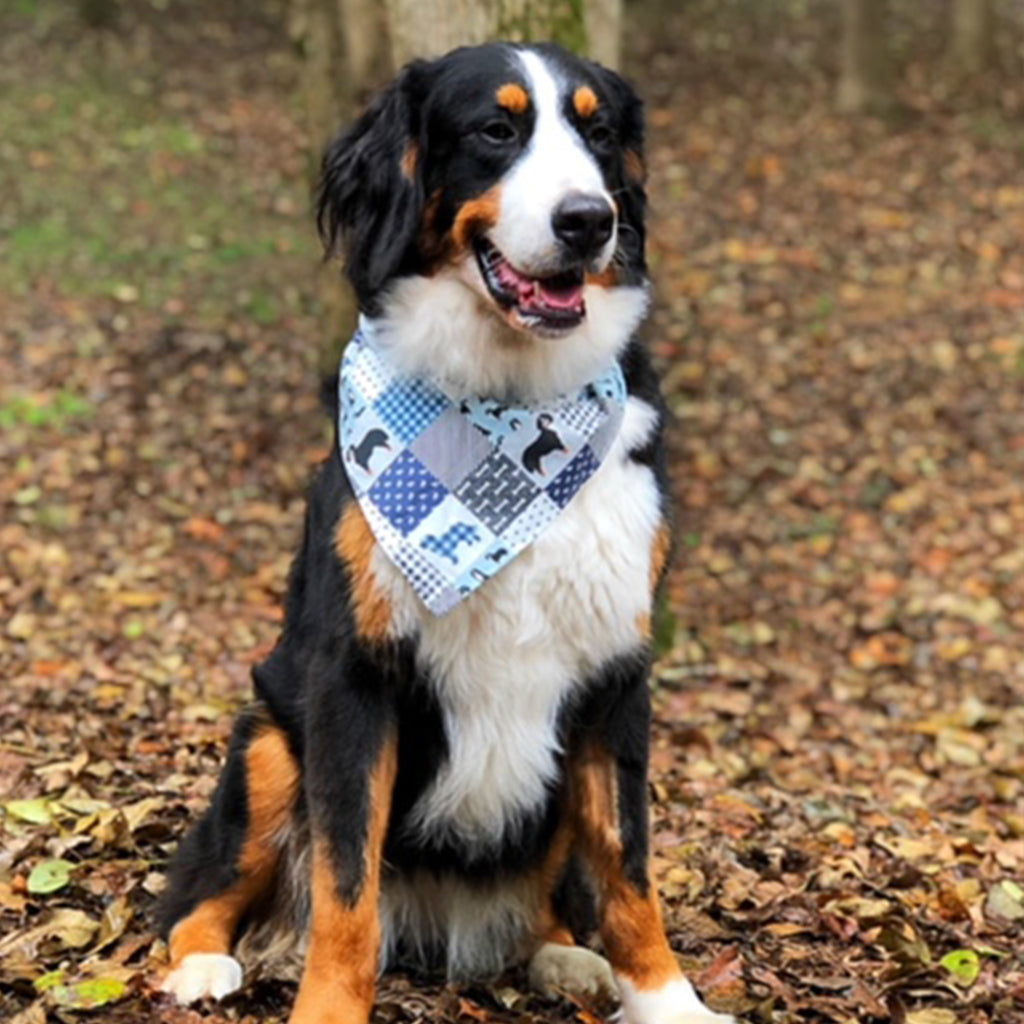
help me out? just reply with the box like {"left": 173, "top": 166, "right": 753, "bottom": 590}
{"left": 339, "top": 324, "right": 626, "bottom": 615}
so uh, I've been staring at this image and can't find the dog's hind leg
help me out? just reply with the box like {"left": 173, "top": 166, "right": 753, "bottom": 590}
{"left": 528, "top": 832, "right": 618, "bottom": 1002}
{"left": 159, "top": 706, "right": 300, "bottom": 1003}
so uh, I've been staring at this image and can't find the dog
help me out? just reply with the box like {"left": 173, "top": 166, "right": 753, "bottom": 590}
{"left": 420, "top": 522, "right": 482, "bottom": 564}
{"left": 521, "top": 412, "right": 569, "bottom": 475}
{"left": 158, "top": 41, "right": 734, "bottom": 1024}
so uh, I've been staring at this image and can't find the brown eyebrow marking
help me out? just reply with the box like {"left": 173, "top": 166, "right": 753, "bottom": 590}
{"left": 496, "top": 82, "right": 530, "bottom": 114}
{"left": 624, "top": 148, "right": 646, "bottom": 183}
{"left": 573, "top": 85, "right": 599, "bottom": 118}
{"left": 401, "top": 141, "right": 418, "bottom": 181}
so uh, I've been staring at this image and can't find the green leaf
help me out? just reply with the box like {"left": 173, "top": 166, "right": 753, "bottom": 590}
{"left": 34, "top": 970, "right": 66, "bottom": 992}
{"left": 27, "top": 858, "right": 75, "bottom": 894}
{"left": 940, "top": 948, "right": 980, "bottom": 986}
{"left": 48, "top": 977, "right": 128, "bottom": 1010}
{"left": 5, "top": 798, "right": 52, "bottom": 824}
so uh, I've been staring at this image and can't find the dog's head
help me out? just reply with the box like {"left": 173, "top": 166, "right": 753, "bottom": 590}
{"left": 319, "top": 43, "right": 647, "bottom": 396}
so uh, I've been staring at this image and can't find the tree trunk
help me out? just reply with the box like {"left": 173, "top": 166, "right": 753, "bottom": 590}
{"left": 292, "top": 0, "right": 380, "bottom": 375}
{"left": 78, "top": 0, "right": 118, "bottom": 29}
{"left": 837, "top": 0, "right": 891, "bottom": 114}
{"left": 384, "top": 0, "right": 621, "bottom": 68}
{"left": 949, "top": 0, "right": 993, "bottom": 77}
{"left": 337, "top": 0, "right": 392, "bottom": 101}
{"left": 584, "top": 0, "right": 621, "bottom": 69}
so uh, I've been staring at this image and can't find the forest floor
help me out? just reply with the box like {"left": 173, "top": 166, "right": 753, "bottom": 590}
{"left": 2, "top": 2, "right": 1023, "bottom": 1023}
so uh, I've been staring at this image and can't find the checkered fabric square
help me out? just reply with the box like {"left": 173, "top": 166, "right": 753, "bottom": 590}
{"left": 368, "top": 449, "right": 447, "bottom": 534}
{"left": 411, "top": 408, "right": 491, "bottom": 489}
{"left": 558, "top": 399, "right": 603, "bottom": 436}
{"left": 454, "top": 452, "right": 539, "bottom": 534}
{"left": 500, "top": 492, "right": 561, "bottom": 552}
{"left": 374, "top": 378, "right": 447, "bottom": 444}
{"left": 547, "top": 446, "right": 601, "bottom": 508}
{"left": 339, "top": 323, "right": 626, "bottom": 615}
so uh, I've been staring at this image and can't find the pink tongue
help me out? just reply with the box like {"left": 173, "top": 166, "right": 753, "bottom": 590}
{"left": 534, "top": 280, "right": 584, "bottom": 311}
{"left": 496, "top": 261, "right": 583, "bottom": 313}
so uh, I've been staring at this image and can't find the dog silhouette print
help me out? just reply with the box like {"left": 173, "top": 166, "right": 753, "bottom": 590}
{"left": 521, "top": 414, "right": 568, "bottom": 476}
{"left": 347, "top": 428, "right": 391, "bottom": 471}
{"left": 420, "top": 522, "right": 481, "bottom": 564}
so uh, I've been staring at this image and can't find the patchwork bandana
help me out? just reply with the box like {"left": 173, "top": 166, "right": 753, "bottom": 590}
{"left": 339, "top": 324, "right": 626, "bottom": 615}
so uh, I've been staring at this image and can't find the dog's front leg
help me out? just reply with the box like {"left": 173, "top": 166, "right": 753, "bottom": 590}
{"left": 571, "top": 677, "right": 735, "bottom": 1024}
{"left": 289, "top": 654, "right": 397, "bottom": 1024}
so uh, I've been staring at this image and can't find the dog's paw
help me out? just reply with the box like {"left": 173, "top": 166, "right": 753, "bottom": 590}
{"left": 162, "top": 953, "right": 244, "bottom": 1004}
{"left": 618, "top": 977, "right": 736, "bottom": 1024}
{"left": 528, "top": 942, "right": 618, "bottom": 1000}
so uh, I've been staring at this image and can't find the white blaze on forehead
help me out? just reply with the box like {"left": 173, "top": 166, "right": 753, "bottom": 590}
{"left": 487, "top": 48, "right": 614, "bottom": 274}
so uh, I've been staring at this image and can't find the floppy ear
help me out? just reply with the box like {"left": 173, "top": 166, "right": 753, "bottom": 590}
{"left": 594, "top": 65, "right": 646, "bottom": 280}
{"left": 317, "top": 63, "right": 430, "bottom": 309}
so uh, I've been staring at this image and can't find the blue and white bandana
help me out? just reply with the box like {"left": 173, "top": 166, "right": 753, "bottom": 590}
{"left": 339, "top": 324, "right": 627, "bottom": 615}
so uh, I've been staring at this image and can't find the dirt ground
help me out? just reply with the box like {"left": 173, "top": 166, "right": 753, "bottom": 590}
{"left": 2, "top": 2, "right": 1023, "bottom": 1023}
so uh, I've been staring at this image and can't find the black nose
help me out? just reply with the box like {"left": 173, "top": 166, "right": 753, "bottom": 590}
{"left": 551, "top": 193, "right": 614, "bottom": 260}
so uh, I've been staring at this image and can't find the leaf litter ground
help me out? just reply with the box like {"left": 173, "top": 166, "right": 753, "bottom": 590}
{"left": 1, "top": 3, "right": 1022, "bottom": 1023}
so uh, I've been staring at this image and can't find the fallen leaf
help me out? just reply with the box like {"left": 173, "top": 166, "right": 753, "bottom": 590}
{"left": 940, "top": 948, "right": 980, "bottom": 986}
{"left": 27, "top": 859, "right": 75, "bottom": 895}
{"left": 46, "top": 976, "right": 128, "bottom": 1010}
{"left": 986, "top": 880, "right": 1024, "bottom": 921}
{"left": 4, "top": 799, "right": 53, "bottom": 824}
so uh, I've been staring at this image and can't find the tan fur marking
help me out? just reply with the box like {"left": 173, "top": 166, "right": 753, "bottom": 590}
{"left": 452, "top": 188, "right": 502, "bottom": 251}
{"left": 401, "top": 141, "right": 418, "bottom": 180}
{"left": 650, "top": 522, "right": 672, "bottom": 594}
{"left": 496, "top": 82, "right": 529, "bottom": 114}
{"left": 289, "top": 739, "right": 398, "bottom": 1024}
{"left": 168, "top": 721, "right": 299, "bottom": 968}
{"left": 574, "top": 86, "right": 599, "bottom": 118}
{"left": 624, "top": 149, "right": 646, "bottom": 184}
{"left": 336, "top": 504, "right": 392, "bottom": 642}
{"left": 586, "top": 266, "right": 619, "bottom": 289}
{"left": 530, "top": 818, "right": 576, "bottom": 951}
{"left": 572, "top": 748, "right": 683, "bottom": 993}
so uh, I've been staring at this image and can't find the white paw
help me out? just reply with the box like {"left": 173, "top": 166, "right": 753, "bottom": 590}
{"left": 162, "top": 952, "right": 244, "bottom": 1004}
{"left": 529, "top": 942, "right": 618, "bottom": 1000}
{"left": 617, "top": 977, "right": 736, "bottom": 1024}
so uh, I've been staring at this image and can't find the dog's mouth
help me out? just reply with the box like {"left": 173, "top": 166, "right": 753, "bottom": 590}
{"left": 474, "top": 239, "right": 585, "bottom": 333}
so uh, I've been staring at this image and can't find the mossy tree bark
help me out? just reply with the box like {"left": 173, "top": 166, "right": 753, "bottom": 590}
{"left": 384, "top": 0, "right": 622, "bottom": 69}
{"left": 292, "top": 0, "right": 390, "bottom": 376}
{"left": 836, "top": 0, "right": 892, "bottom": 114}
{"left": 949, "top": 0, "right": 994, "bottom": 78}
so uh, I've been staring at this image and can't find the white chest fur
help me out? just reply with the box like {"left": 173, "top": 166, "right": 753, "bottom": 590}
{"left": 371, "top": 397, "right": 662, "bottom": 849}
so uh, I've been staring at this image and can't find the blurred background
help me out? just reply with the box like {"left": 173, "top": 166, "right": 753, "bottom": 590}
{"left": 2, "top": 2, "right": 1023, "bottom": 1022}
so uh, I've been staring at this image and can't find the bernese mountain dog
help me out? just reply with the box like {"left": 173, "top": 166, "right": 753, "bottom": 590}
{"left": 158, "top": 41, "right": 734, "bottom": 1024}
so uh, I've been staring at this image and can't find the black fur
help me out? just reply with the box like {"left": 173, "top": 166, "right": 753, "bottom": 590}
{"left": 156, "top": 706, "right": 269, "bottom": 937}
{"left": 160, "top": 40, "right": 670, "bottom": 996}
{"left": 160, "top": 344, "right": 667, "bottom": 943}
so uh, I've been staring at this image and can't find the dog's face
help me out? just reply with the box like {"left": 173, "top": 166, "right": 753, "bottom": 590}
{"left": 319, "top": 43, "right": 647, "bottom": 393}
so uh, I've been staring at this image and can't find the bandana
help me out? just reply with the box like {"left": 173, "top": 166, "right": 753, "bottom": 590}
{"left": 339, "top": 324, "right": 627, "bottom": 615}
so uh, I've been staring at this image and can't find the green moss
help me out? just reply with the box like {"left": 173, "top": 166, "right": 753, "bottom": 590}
{"left": 0, "top": 390, "right": 94, "bottom": 431}
{"left": 495, "top": 0, "right": 588, "bottom": 53}
{"left": 549, "top": 0, "right": 588, "bottom": 55}
{"left": 0, "top": 57, "right": 313, "bottom": 319}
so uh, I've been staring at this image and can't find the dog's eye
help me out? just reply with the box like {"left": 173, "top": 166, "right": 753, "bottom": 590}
{"left": 588, "top": 123, "right": 615, "bottom": 150}
{"left": 479, "top": 120, "right": 517, "bottom": 145}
